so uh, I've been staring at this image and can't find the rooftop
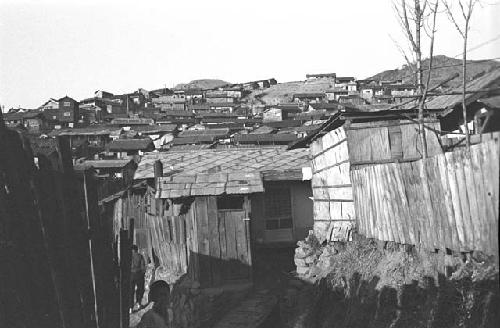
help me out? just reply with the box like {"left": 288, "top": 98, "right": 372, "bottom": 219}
{"left": 132, "top": 124, "right": 178, "bottom": 134}
{"left": 233, "top": 133, "right": 300, "bottom": 144}
{"left": 293, "top": 93, "right": 326, "bottom": 98}
{"left": 48, "top": 126, "right": 115, "bottom": 136}
{"left": 426, "top": 69, "right": 500, "bottom": 114}
{"left": 135, "top": 147, "right": 311, "bottom": 180}
{"left": 110, "top": 118, "right": 154, "bottom": 125}
{"left": 107, "top": 138, "right": 154, "bottom": 151}
{"left": 170, "top": 135, "right": 217, "bottom": 145}
{"left": 179, "top": 128, "right": 230, "bottom": 138}
{"left": 74, "top": 159, "right": 133, "bottom": 170}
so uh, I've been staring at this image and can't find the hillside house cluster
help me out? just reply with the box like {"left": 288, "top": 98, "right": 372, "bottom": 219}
{"left": 300, "top": 73, "right": 417, "bottom": 106}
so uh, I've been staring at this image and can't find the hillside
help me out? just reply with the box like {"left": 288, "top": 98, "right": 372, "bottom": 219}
{"left": 241, "top": 55, "right": 500, "bottom": 105}
{"left": 175, "top": 79, "right": 230, "bottom": 90}
{"left": 369, "top": 55, "right": 500, "bottom": 89}
{"left": 245, "top": 79, "right": 335, "bottom": 106}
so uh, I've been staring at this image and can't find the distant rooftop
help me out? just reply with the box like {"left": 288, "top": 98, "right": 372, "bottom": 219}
{"left": 306, "top": 73, "right": 337, "bottom": 79}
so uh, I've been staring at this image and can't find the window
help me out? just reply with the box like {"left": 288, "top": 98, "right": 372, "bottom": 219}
{"left": 63, "top": 101, "right": 71, "bottom": 107}
{"left": 264, "top": 187, "right": 292, "bottom": 230}
{"left": 63, "top": 112, "right": 71, "bottom": 117}
{"left": 217, "top": 195, "right": 244, "bottom": 210}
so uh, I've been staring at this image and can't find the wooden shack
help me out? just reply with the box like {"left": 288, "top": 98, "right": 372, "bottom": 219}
{"left": 308, "top": 110, "right": 443, "bottom": 242}
{"left": 106, "top": 147, "right": 312, "bottom": 287}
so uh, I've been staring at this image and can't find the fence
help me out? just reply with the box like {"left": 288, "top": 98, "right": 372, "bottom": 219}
{"left": 0, "top": 126, "right": 119, "bottom": 328}
{"left": 351, "top": 134, "right": 499, "bottom": 259}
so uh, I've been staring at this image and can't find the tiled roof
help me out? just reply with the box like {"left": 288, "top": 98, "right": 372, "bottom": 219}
{"left": 134, "top": 147, "right": 311, "bottom": 180}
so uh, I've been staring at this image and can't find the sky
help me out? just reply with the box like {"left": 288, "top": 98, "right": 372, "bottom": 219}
{"left": 0, "top": 0, "right": 499, "bottom": 110}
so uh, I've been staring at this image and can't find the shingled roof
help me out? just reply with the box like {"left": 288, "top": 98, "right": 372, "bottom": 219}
{"left": 156, "top": 171, "right": 264, "bottom": 198}
{"left": 134, "top": 147, "right": 311, "bottom": 180}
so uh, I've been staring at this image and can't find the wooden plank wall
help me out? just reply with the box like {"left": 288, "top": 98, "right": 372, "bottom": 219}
{"left": 346, "top": 119, "right": 443, "bottom": 164}
{"left": 310, "top": 127, "right": 355, "bottom": 242}
{"left": 104, "top": 192, "right": 253, "bottom": 287}
{"left": 351, "top": 136, "right": 499, "bottom": 259}
{"left": 106, "top": 192, "right": 193, "bottom": 279}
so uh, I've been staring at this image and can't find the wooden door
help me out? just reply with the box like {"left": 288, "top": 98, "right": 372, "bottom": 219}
{"left": 217, "top": 210, "right": 251, "bottom": 282}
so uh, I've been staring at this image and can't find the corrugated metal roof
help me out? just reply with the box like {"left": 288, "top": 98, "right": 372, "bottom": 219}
{"left": 425, "top": 69, "right": 500, "bottom": 114}
{"left": 135, "top": 147, "right": 311, "bottom": 180}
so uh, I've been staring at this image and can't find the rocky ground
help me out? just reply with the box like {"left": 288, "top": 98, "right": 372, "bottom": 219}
{"left": 284, "top": 233, "right": 499, "bottom": 328}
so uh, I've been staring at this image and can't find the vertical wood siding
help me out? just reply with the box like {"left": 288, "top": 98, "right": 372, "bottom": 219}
{"left": 105, "top": 193, "right": 252, "bottom": 287}
{"left": 351, "top": 136, "right": 499, "bottom": 259}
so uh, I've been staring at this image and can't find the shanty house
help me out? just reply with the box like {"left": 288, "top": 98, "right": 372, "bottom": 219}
{"left": 74, "top": 159, "right": 137, "bottom": 200}
{"left": 293, "top": 109, "right": 443, "bottom": 243}
{"left": 122, "top": 147, "right": 312, "bottom": 287}
{"left": 3, "top": 111, "right": 47, "bottom": 132}
{"left": 263, "top": 104, "right": 301, "bottom": 122}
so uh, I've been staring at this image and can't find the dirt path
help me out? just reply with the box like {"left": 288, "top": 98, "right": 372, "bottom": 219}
{"left": 212, "top": 290, "right": 279, "bottom": 328}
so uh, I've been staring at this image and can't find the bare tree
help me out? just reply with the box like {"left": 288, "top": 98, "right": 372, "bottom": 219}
{"left": 442, "top": 0, "right": 480, "bottom": 149}
{"left": 393, "top": 0, "right": 439, "bottom": 158}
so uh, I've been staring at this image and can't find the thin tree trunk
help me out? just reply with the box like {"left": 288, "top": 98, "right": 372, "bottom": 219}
{"left": 414, "top": 0, "right": 427, "bottom": 158}
{"left": 462, "top": 22, "right": 470, "bottom": 148}
{"left": 419, "top": 1, "right": 438, "bottom": 155}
